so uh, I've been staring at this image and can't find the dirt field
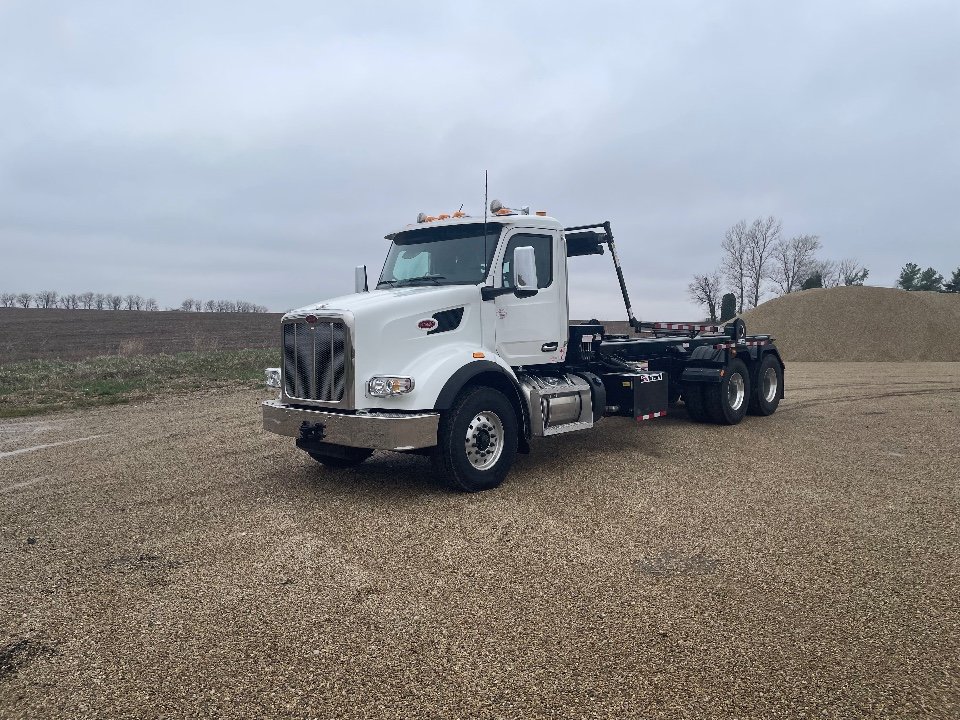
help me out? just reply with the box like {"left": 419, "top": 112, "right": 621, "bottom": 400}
{"left": 1, "top": 363, "right": 958, "bottom": 718}
{"left": 0, "top": 309, "right": 281, "bottom": 364}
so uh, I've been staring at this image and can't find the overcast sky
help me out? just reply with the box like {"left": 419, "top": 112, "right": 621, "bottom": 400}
{"left": 1, "top": 1, "right": 958, "bottom": 319}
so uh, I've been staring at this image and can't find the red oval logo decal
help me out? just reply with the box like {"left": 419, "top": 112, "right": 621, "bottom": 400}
{"left": 418, "top": 319, "right": 437, "bottom": 330}
{"left": 305, "top": 314, "right": 317, "bottom": 324}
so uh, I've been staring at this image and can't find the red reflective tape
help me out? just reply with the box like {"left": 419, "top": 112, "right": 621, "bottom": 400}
{"left": 637, "top": 411, "right": 667, "bottom": 421}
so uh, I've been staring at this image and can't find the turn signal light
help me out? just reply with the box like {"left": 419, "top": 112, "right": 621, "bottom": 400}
{"left": 472, "top": 352, "right": 485, "bottom": 358}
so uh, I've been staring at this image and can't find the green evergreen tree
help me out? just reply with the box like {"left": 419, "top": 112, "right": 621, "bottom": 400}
{"left": 897, "top": 263, "right": 921, "bottom": 290}
{"left": 719, "top": 293, "right": 737, "bottom": 322}
{"left": 915, "top": 267, "right": 943, "bottom": 291}
{"left": 801, "top": 272, "right": 823, "bottom": 290}
{"left": 945, "top": 267, "right": 960, "bottom": 293}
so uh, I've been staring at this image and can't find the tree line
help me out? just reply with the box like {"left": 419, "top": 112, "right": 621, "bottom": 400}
{"left": 0, "top": 291, "right": 269, "bottom": 312}
{"left": 0, "top": 291, "right": 159, "bottom": 311}
{"left": 178, "top": 298, "right": 270, "bottom": 313}
{"left": 896, "top": 264, "right": 960, "bottom": 292}
{"left": 688, "top": 216, "right": 868, "bottom": 323}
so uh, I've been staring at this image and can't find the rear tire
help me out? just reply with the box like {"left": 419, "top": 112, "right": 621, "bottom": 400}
{"left": 307, "top": 446, "right": 373, "bottom": 468}
{"left": 748, "top": 353, "right": 782, "bottom": 416}
{"left": 432, "top": 386, "right": 518, "bottom": 492}
{"left": 704, "top": 358, "right": 750, "bottom": 425}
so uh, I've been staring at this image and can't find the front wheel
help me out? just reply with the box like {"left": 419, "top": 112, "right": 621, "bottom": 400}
{"left": 432, "top": 386, "right": 518, "bottom": 492}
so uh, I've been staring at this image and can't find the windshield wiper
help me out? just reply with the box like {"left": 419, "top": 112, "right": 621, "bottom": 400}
{"left": 382, "top": 274, "right": 447, "bottom": 287}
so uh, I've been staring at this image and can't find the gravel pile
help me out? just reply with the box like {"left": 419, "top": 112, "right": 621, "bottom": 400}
{"left": 741, "top": 286, "right": 960, "bottom": 361}
{"left": 1, "top": 365, "right": 959, "bottom": 718}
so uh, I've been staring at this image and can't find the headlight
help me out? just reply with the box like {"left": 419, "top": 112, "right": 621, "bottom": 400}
{"left": 265, "top": 367, "right": 281, "bottom": 388}
{"left": 367, "top": 376, "right": 415, "bottom": 397}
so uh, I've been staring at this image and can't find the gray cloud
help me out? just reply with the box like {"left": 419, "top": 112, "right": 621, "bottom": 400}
{"left": 2, "top": 0, "right": 958, "bottom": 319}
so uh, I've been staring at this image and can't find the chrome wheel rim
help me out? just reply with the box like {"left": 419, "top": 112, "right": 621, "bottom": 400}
{"left": 762, "top": 366, "right": 778, "bottom": 403}
{"left": 728, "top": 373, "right": 745, "bottom": 411}
{"left": 465, "top": 411, "right": 504, "bottom": 470}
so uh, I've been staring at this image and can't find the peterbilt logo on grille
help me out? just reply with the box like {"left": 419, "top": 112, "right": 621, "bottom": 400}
{"left": 304, "top": 314, "right": 318, "bottom": 324}
{"left": 418, "top": 318, "right": 437, "bottom": 330}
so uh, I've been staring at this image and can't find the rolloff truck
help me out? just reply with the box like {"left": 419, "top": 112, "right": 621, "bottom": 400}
{"left": 262, "top": 201, "right": 785, "bottom": 492}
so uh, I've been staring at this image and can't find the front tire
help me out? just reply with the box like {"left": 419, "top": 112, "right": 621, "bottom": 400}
{"left": 307, "top": 446, "right": 373, "bottom": 468}
{"left": 432, "top": 386, "right": 518, "bottom": 492}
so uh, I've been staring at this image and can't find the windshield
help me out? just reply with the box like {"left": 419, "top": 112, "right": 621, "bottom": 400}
{"left": 378, "top": 223, "right": 501, "bottom": 288}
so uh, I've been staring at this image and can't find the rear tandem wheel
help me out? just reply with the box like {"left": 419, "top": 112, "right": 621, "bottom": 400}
{"left": 703, "top": 358, "right": 751, "bottom": 425}
{"left": 748, "top": 353, "right": 783, "bottom": 416}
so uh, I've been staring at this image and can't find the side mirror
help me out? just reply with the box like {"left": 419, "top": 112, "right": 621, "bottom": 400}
{"left": 354, "top": 265, "right": 368, "bottom": 293}
{"left": 513, "top": 246, "right": 538, "bottom": 297}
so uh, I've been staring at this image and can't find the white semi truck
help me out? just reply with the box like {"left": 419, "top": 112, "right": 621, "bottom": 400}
{"left": 262, "top": 202, "right": 784, "bottom": 491}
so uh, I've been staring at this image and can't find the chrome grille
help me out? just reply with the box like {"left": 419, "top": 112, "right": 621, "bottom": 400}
{"left": 282, "top": 320, "right": 347, "bottom": 402}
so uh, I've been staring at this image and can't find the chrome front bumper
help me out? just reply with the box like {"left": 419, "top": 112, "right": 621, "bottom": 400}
{"left": 261, "top": 400, "right": 439, "bottom": 451}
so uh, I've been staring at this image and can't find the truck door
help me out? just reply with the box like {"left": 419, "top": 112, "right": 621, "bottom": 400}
{"left": 493, "top": 229, "right": 568, "bottom": 366}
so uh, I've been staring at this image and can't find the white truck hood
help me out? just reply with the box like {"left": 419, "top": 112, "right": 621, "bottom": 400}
{"left": 285, "top": 285, "right": 480, "bottom": 322}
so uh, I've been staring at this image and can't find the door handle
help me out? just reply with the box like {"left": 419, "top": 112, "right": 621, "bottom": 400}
{"left": 541, "top": 342, "right": 558, "bottom": 352}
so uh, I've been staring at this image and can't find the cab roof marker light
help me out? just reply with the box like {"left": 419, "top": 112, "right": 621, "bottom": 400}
{"left": 489, "top": 199, "right": 531, "bottom": 216}
{"left": 418, "top": 211, "right": 467, "bottom": 223}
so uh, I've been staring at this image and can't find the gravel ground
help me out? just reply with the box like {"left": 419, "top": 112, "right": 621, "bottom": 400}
{"left": 1, "top": 363, "right": 958, "bottom": 719}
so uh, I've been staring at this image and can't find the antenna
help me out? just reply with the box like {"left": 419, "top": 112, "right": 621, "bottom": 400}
{"left": 483, "top": 171, "right": 488, "bottom": 281}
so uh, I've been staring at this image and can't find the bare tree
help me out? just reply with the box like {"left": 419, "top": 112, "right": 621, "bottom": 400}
{"left": 145, "top": 297, "right": 159, "bottom": 311}
{"left": 60, "top": 293, "right": 79, "bottom": 309}
{"left": 768, "top": 234, "right": 820, "bottom": 296}
{"left": 721, "top": 220, "right": 749, "bottom": 314}
{"left": 123, "top": 294, "right": 136, "bottom": 310}
{"left": 745, "top": 216, "right": 782, "bottom": 308}
{"left": 204, "top": 299, "right": 215, "bottom": 312}
{"left": 688, "top": 271, "right": 723, "bottom": 323}
{"left": 810, "top": 259, "right": 840, "bottom": 288}
{"left": 94, "top": 293, "right": 106, "bottom": 310}
{"left": 838, "top": 258, "right": 869, "bottom": 286}
{"left": 133, "top": 294, "right": 144, "bottom": 311}
{"left": 0, "top": 292, "right": 15, "bottom": 308}
{"left": 36, "top": 290, "right": 58, "bottom": 308}
{"left": 17, "top": 293, "right": 33, "bottom": 308}
{"left": 107, "top": 294, "right": 122, "bottom": 310}
{"left": 78, "top": 291, "right": 95, "bottom": 309}
{"left": 180, "top": 298, "right": 195, "bottom": 312}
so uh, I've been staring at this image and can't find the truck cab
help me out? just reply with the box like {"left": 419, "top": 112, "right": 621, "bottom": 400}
{"left": 263, "top": 203, "right": 785, "bottom": 491}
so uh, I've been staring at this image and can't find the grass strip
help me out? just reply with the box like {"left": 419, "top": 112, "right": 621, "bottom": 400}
{"left": 0, "top": 349, "right": 279, "bottom": 418}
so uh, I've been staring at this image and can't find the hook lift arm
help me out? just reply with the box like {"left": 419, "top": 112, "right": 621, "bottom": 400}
{"left": 564, "top": 220, "right": 641, "bottom": 332}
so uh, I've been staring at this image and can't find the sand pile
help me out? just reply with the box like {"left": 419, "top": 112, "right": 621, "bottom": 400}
{"left": 740, "top": 286, "right": 960, "bottom": 361}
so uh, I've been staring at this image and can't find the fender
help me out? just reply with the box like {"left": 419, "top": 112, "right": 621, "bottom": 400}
{"left": 434, "top": 359, "right": 518, "bottom": 409}
{"left": 433, "top": 357, "right": 532, "bottom": 452}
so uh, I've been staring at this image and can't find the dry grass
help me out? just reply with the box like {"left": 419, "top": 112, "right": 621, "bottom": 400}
{"left": 0, "top": 349, "right": 278, "bottom": 418}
